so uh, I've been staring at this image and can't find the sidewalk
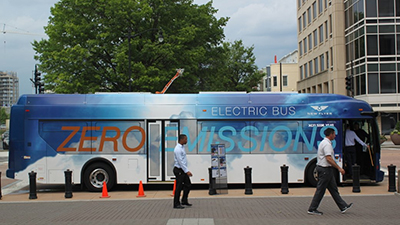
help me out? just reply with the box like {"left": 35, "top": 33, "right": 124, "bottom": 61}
{"left": 0, "top": 175, "right": 395, "bottom": 202}
{"left": 1, "top": 143, "right": 399, "bottom": 202}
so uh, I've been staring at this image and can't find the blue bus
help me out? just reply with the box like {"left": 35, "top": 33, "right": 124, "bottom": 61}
{"left": 7, "top": 92, "right": 384, "bottom": 191}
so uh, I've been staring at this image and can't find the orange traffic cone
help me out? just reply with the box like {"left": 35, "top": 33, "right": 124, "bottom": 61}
{"left": 100, "top": 181, "right": 110, "bottom": 198}
{"left": 170, "top": 180, "right": 176, "bottom": 196}
{"left": 136, "top": 180, "right": 146, "bottom": 197}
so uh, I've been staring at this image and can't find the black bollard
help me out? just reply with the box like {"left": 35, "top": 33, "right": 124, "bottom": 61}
{"left": 244, "top": 166, "right": 253, "bottom": 195}
{"left": 208, "top": 167, "right": 217, "bottom": 195}
{"left": 388, "top": 164, "right": 396, "bottom": 192}
{"left": 280, "top": 164, "right": 289, "bottom": 194}
{"left": 65, "top": 169, "right": 73, "bottom": 198}
{"left": 352, "top": 164, "right": 361, "bottom": 193}
{"left": 29, "top": 171, "right": 37, "bottom": 200}
{"left": 0, "top": 171, "right": 2, "bottom": 200}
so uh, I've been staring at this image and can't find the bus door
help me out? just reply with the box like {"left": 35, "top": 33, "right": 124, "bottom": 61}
{"left": 147, "top": 120, "right": 179, "bottom": 182}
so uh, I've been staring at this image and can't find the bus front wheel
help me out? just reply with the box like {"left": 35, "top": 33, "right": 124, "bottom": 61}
{"left": 306, "top": 162, "right": 318, "bottom": 187}
{"left": 83, "top": 163, "right": 115, "bottom": 192}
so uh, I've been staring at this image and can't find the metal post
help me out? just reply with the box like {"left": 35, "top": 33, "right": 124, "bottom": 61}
{"left": 208, "top": 167, "right": 216, "bottom": 195}
{"left": 65, "top": 169, "right": 73, "bottom": 198}
{"left": 280, "top": 62, "right": 282, "bottom": 92}
{"left": 280, "top": 164, "right": 289, "bottom": 194}
{"left": 29, "top": 171, "right": 37, "bottom": 199}
{"left": 388, "top": 164, "right": 396, "bottom": 192}
{"left": 0, "top": 171, "right": 2, "bottom": 200}
{"left": 128, "top": 30, "right": 132, "bottom": 92}
{"left": 397, "top": 170, "right": 400, "bottom": 194}
{"left": 352, "top": 164, "right": 360, "bottom": 193}
{"left": 244, "top": 166, "right": 253, "bottom": 195}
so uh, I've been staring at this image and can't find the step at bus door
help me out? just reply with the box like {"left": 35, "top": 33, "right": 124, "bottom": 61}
{"left": 148, "top": 121, "right": 179, "bottom": 181}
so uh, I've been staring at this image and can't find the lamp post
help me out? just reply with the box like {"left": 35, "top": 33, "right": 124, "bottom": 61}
{"left": 127, "top": 28, "right": 164, "bottom": 92}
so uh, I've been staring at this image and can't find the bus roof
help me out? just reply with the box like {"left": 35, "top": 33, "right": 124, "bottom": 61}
{"left": 15, "top": 93, "right": 374, "bottom": 120}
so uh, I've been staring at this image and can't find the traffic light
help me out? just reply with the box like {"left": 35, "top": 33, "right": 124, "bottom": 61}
{"left": 38, "top": 83, "right": 45, "bottom": 94}
{"left": 34, "top": 70, "right": 41, "bottom": 87}
{"left": 345, "top": 76, "right": 352, "bottom": 91}
{"left": 33, "top": 65, "right": 44, "bottom": 94}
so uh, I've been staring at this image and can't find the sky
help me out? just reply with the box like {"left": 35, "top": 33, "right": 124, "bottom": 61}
{"left": 0, "top": 0, "right": 297, "bottom": 96}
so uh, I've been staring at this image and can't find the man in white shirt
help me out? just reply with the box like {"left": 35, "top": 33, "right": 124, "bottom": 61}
{"left": 173, "top": 134, "right": 193, "bottom": 209}
{"left": 345, "top": 124, "right": 370, "bottom": 176}
{"left": 308, "top": 128, "right": 353, "bottom": 215}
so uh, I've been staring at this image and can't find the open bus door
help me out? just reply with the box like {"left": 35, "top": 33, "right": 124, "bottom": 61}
{"left": 342, "top": 119, "right": 380, "bottom": 183}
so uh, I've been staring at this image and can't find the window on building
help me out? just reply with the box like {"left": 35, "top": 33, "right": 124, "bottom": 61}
{"left": 298, "top": 17, "right": 302, "bottom": 32}
{"left": 329, "top": 15, "right": 332, "bottom": 38}
{"left": 319, "top": 25, "right": 324, "bottom": 43}
{"left": 283, "top": 75, "right": 288, "bottom": 86}
{"left": 326, "top": 51, "right": 329, "bottom": 69}
{"left": 320, "top": 54, "right": 325, "bottom": 71}
{"left": 304, "top": 37, "right": 307, "bottom": 53}
{"left": 309, "top": 61, "right": 314, "bottom": 76}
{"left": 381, "top": 73, "right": 396, "bottom": 93}
{"left": 379, "top": 34, "right": 395, "bottom": 55}
{"left": 308, "top": 34, "right": 312, "bottom": 51}
{"left": 358, "top": 0, "right": 365, "bottom": 20}
{"left": 330, "top": 47, "right": 333, "bottom": 68}
{"left": 298, "top": 0, "right": 301, "bottom": 8}
{"left": 325, "top": 21, "right": 328, "bottom": 41}
{"left": 397, "top": 0, "right": 400, "bottom": 16}
{"left": 299, "top": 41, "right": 303, "bottom": 56}
{"left": 378, "top": 0, "right": 394, "bottom": 17}
{"left": 319, "top": 0, "right": 323, "bottom": 14}
{"left": 312, "top": 2, "right": 317, "bottom": 19}
{"left": 366, "top": 0, "right": 377, "bottom": 17}
{"left": 305, "top": 63, "right": 308, "bottom": 78}
{"left": 368, "top": 73, "right": 379, "bottom": 94}
{"left": 303, "top": 12, "right": 307, "bottom": 29}
{"left": 300, "top": 66, "right": 303, "bottom": 80}
{"left": 273, "top": 76, "right": 277, "bottom": 87}
{"left": 313, "top": 29, "right": 318, "bottom": 47}
{"left": 367, "top": 35, "right": 378, "bottom": 55}
{"left": 308, "top": 7, "right": 311, "bottom": 25}
{"left": 314, "top": 58, "right": 319, "bottom": 74}
{"left": 397, "top": 34, "right": 400, "bottom": 54}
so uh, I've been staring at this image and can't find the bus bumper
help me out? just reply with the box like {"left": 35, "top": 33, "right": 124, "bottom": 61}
{"left": 6, "top": 169, "right": 15, "bottom": 179}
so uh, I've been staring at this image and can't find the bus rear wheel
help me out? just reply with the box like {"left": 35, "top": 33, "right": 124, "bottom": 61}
{"left": 83, "top": 163, "right": 115, "bottom": 192}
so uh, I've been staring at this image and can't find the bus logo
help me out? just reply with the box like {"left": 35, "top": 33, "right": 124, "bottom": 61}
{"left": 311, "top": 106, "right": 329, "bottom": 112}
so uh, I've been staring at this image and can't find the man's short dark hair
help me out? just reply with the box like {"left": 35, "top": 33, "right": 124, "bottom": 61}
{"left": 178, "top": 134, "right": 187, "bottom": 142}
{"left": 324, "top": 128, "right": 335, "bottom": 137}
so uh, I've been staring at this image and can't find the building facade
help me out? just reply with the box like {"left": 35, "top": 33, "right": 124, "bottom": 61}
{"left": 263, "top": 50, "right": 299, "bottom": 92}
{"left": 0, "top": 71, "right": 19, "bottom": 108}
{"left": 297, "top": 0, "right": 400, "bottom": 134}
{"left": 297, "top": 0, "right": 346, "bottom": 94}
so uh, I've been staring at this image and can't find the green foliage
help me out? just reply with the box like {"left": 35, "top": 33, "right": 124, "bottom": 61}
{"left": 391, "top": 121, "right": 400, "bottom": 135}
{"left": 0, "top": 108, "right": 9, "bottom": 125}
{"left": 197, "top": 40, "right": 264, "bottom": 92}
{"left": 33, "top": 0, "right": 229, "bottom": 93}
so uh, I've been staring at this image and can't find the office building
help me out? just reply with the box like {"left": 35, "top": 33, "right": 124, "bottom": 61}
{"left": 0, "top": 71, "right": 19, "bottom": 107}
{"left": 297, "top": 0, "right": 400, "bottom": 134}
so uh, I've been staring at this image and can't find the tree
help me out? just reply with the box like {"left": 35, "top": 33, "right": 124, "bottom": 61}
{"left": 0, "top": 107, "right": 9, "bottom": 125}
{"left": 33, "top": 0, "right": 228, "bottom": 93}
{"left": 198, "top": 40, "right": 264, "bottom": 92}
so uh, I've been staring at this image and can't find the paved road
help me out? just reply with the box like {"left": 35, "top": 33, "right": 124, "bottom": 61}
{"left": 0, "top": 195, "right": 400, "bottom": 225}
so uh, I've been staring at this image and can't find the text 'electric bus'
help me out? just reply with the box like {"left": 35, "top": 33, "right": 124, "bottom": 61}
{"left": 7, "top": 92, "right": 384, "bottom": 191}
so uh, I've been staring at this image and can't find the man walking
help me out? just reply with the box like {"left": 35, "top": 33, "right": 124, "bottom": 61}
{"left": 173, "top": 134, "right": 193, "bottom": 209}
{"left": 308, "top": 128, "right": 353, "bottom": 215}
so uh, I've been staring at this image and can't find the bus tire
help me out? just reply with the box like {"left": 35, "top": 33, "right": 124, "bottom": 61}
{"left": 83, "top": 162, "right": 115, "bottom": 192}
{"left": 306, "top": 162, "right": 318, "bottom": 187}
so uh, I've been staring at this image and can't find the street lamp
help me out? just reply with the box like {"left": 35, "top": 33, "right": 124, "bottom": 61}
{"left": 127, "top": 28, "right": 164, "bottom": 92}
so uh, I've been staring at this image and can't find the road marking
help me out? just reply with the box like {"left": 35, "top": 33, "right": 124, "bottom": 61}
{"left": 167, "top": 218, "right": 214, "bottom": 225}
